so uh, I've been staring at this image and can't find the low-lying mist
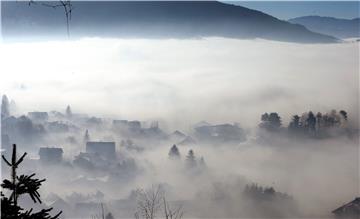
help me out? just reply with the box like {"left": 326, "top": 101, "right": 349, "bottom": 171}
{"left": 1, "top": 37, "right": 358, "bottom": 130}
{"left": 1, "top": 37, "right": 359, "bottom": 218}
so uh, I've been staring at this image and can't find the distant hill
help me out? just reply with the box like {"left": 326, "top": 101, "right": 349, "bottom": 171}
{"left": 289, "top": 16, "right": 360, "bottom": 39}
{"left": 1, "top": 1, "right": 337, "bottom": 43}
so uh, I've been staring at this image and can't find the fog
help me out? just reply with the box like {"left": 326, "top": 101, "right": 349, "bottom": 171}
{"left": 1, "top": 38, "right": 359, "bottom": 218}
{"left": 1, "top": 38, "right": 358, "bottom": 129}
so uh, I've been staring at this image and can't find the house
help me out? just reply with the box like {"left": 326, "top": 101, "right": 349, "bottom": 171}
{"left": 194, "top": 123, "right": 246, "bottom": 144}
{"left": 112, "top": 119, "right": 143, "bottom": 136}
{"left": 332, "top": 197, "right": 360, "bottom": 218}
{"left": 128, "top": 121, "right": 141, "bottom": 131}
{"left": 39, "top": 147, "right": 63, "bottom": 163}
{"left": 86, "top": 141, "right": 116, "bottom": 159}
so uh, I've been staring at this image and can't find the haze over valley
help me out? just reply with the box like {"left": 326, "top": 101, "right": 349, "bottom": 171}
{"left": 1, "top": 1, "right": 359, "bottom": 219}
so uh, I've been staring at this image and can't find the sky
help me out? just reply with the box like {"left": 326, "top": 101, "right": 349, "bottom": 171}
{"left": 226, "top": 1, "right": 360, "bottom": 20}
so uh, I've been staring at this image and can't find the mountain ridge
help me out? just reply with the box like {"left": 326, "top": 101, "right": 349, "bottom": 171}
{"left": 2, "top": 1, "right": 338, "bottom": 43}
{"left": 289, "top": 15, "right": 360, "bottom": 38}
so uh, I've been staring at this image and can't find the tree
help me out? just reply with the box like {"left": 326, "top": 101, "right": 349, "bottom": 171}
{"left": 268, "top": 112, "right": 281, "bottom": 129}
{"left": 339, "top": 110, "right": 348, "bottom": 121}
{"left": 261, "top": 113, "right": 269, "bottom": 122}
{"left": 83, "top": 129, "right": 90, "bottom": 143}
{"left": 185, "top": 149, "right": 197, "bottom": 169}
{"left": 28, "top": 0, "right": 73, "bottom": 38}
{"left": 288, "top": 115, "right": 301, "bottom": 132}
{"left": 135, "top": 185, "right": 183, "bottom": 219}
{"left": 1, "top": 144, "right": 62, "bottom": 219}
{"left": 260, "top": 112, "right": 281, "bottom": 131}
{"left": 163, "top": 197, "right": 183, "bottom": 219}
{"left": 1, "top": 95, "right": 10, "bottom": 119}
{"left": 168, "top": 145, "right": 180, "bottom": 159}
{"left": 66, "top": 105, "right": 72, "bottom": 118}
{"left": 306, "top": 111, "right": 316, "bottom": 133}
{"left": 316, "top": 112, "right": 322, "bottom": 130}
{"left": 135, "top": 185, "right": 164, "bottom": 219}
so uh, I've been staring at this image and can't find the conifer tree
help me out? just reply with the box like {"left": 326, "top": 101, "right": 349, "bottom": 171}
{"left": 1, "top": 95, "right": 10, "bottom": 119}
{"left": 84, "top": 129, "right": 90, "bottom": 143}
{"left": 185, "top": 150, "right": 197, "bottom": 169}
{"left": 168, "top": 145, "right": 180, "bottom": 159}
{"left": 1, "top": 144, "right": 62, "bottom": 219}
{"left": 66, "top": 105, "right": 72, "bottom": 118}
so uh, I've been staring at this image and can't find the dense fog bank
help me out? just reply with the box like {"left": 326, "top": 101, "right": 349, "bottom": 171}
{"left": 1, "top": 37, "right": 359, "bottom": 218}
{"left": 1, "top": 38, "right": 358, "bottom": 130}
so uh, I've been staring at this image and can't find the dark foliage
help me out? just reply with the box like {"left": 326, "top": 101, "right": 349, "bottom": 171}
{"left": 185, "top": 149, "right": 197, "bottom": 169}
{"left": 259, "top": 112, "right": 282, "bottom": 131}
{"left": 168, "top": 144, "right": 180, "bottom": 159}
{"left": 1, "top": 144, "right": 62, "bottom": 219}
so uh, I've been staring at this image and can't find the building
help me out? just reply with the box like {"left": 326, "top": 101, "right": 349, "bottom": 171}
{"left": 194, "top": 123, "right": 246, "bottom": 144}
{"left": 332, "top": 197, "right": 360, "bottom": 218}
{"left": 39, "top": 147, "right": 63, "bottom": 163}
{"left": 112, "top": 120, "right": 142, "bottom": 136}
{"left": 86, "top": 141, "right": 116, "bottom": 159}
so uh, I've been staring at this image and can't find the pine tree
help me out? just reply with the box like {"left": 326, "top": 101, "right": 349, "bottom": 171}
{"left": 185, "top": 149, "right": 197, "bottom": 169}
{"left": 66, "top": 105, "right": 72, "bottom": 118}
{"left": 1, "top": 144, "right": 62, "bottom": 219}
{"left": 268, "top": 112, "right": 281, "bottom": 129}
{"left": 84, "top": 129, "right": 90, "bottom": 143}
{"left": 1, "top": 95, "right": 10, "bottom": 119}
{"left": 288, "top": 115, "right": 301, "bottom": 132}
{"left": 306, "top": 111, "right": 316, "bottom": 133}
{"left": 316, "top": 112, "right": 322, "bottom": 131}
{"left": 168, "top": 145, "right": 180, "bottom": 159}
{"left": 259, "top": 112, "right": 281, "bottom": 131}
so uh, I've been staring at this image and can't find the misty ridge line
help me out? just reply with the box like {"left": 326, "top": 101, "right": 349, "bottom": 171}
{"left": 1, "top": 0, "right": 342, "bottom": 43}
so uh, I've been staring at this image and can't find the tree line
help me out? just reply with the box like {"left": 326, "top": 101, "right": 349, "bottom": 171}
{"left": 259, "top": 109, "right": 350, "bottom": 138}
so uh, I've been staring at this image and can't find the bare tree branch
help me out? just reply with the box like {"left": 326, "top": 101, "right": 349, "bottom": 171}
{"left": 28, "top": 0, "right": 73, "bottom": 38}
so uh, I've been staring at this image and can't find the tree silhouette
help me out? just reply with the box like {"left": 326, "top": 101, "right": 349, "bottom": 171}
{"left": 135, "top": 185, "right": 183, "bottom": 219}
{"left": 66, "top": 105, "right": 72, "bottom": 118}
{"left": 1, "top": 144, "right": 62, "bottom": 219}
{"left": 163, "top": 196, "right": 183, "bottom": 219}
{"left": 28, "top": 0, "right": 73, "bottom": 38}
{"left": 288, "top": 115, "right": 301, "bottom": 132}
{"left": 261, "top": 113, "right": 269, "bottom": 122}
{"left": 260, "top": 112, "right": 281, "bottom": 131}
{"left": 1, "top": 95, "right": 10, "bottom": 119}
{"left": 168, "top": 145, "right": 180, "bottom": 159}
{"left": 306, "top": 111, "right": 316, "bottom": 133}
{"left": 268, "top": 113, "right": 281, "bottom": 129}
{"left": 316, "top": 112, "right": 322, "bottom": 130}
{"left": 84, "top": 129, "right": 90, "bottom": 143}
{"left": 185, "top": 150, "right": 197, "bottom": 169}
{"left": 135, "top": 185, "right": 164, "bottom": 219}
{"left": 339, "top": 110, "right": 348, "bottom": 121}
